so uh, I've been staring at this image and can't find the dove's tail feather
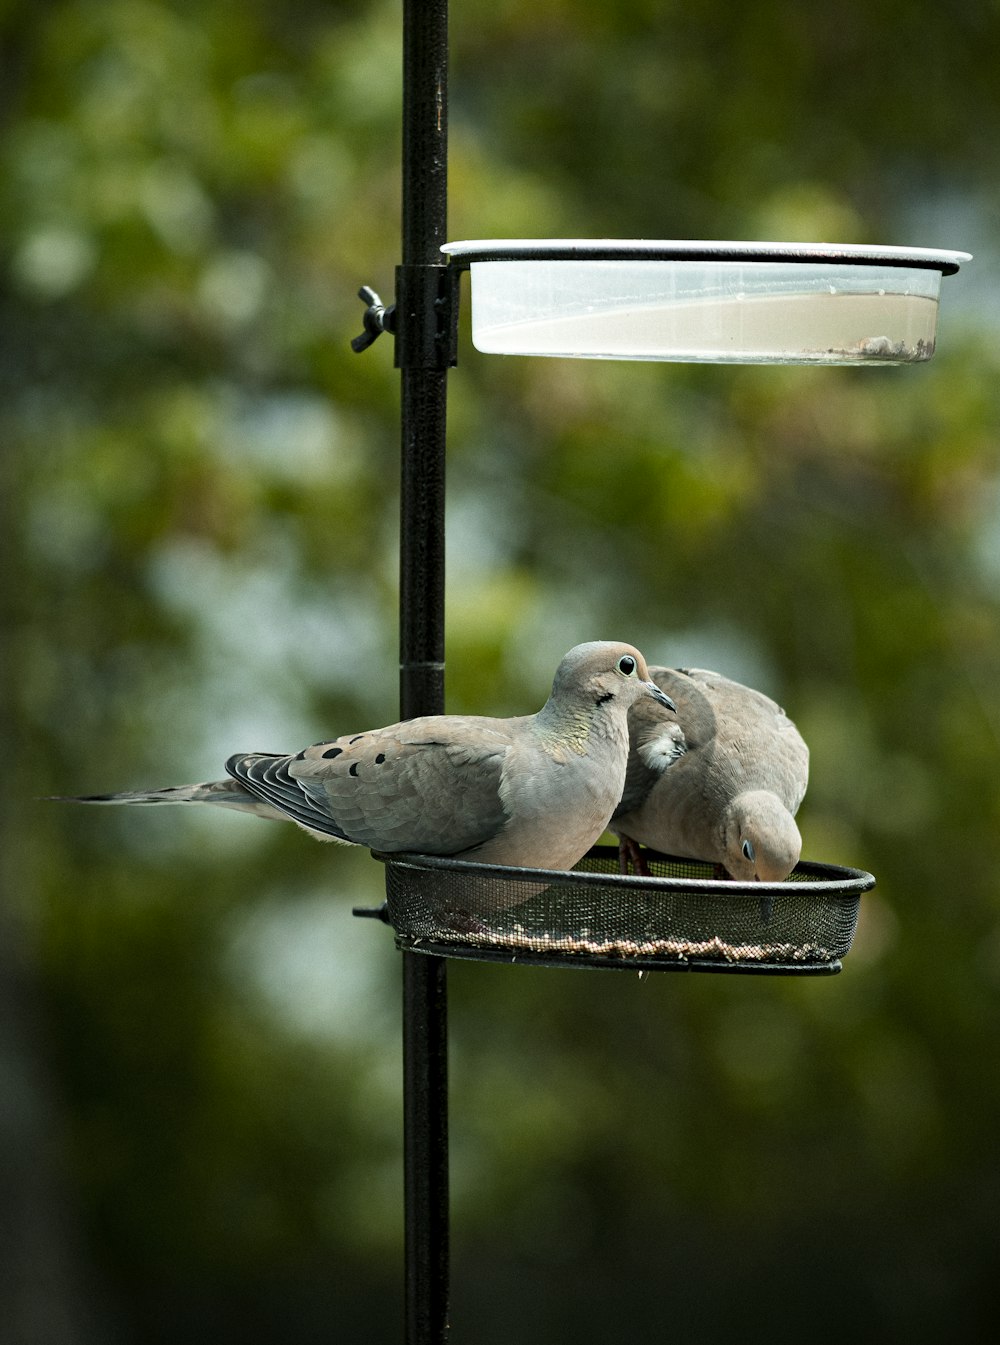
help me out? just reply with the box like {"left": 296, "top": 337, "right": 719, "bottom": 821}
{"left": 51, "top": 779, "right": 289, "bottom": 822}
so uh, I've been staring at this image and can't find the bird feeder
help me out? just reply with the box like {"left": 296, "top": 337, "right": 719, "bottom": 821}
{"left": 443, "top": 238, "right": 969, "bottom": 364}
{"left": 374, "top": 848, "right": 873, "bottom": 975}
{"left": 350, "top": 3, "right": 967, "bottom": 1342}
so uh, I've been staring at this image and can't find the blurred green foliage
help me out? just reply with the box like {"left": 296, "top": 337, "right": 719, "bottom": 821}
{"left": 3, "top": 0, "right": 1000, "bottom": 1341}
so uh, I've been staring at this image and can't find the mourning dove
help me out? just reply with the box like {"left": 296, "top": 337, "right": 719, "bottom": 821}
{"left": 61, "top": 642, "right": 675, "bottom": 873}
{"left": 611, "top": 666, "right": 809, "bottom": 884}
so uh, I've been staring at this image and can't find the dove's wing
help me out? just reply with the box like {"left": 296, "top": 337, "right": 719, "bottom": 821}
{"left": 227, "top": 716, "right": 515, "bottom": 854}
{"left": 675, "top": 667, "right": 809, "bottom": 810}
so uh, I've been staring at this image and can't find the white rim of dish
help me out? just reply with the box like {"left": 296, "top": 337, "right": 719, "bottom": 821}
{"left": 442, "top": 239, "right": 971, "bottom": 274}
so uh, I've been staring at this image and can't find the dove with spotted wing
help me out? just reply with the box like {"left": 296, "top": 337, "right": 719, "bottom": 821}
{"left": 62, "top": 642, "right": 675, "bottom": 873}
{"left": 612, "top": 666, "right": 809, "bottom": 883}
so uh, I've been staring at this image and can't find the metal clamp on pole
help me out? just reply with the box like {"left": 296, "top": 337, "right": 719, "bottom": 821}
{"left": 351, "top": 270, "right": 459, "bottom": 367}
{"left": 394, "top": 264, "right": 460, "bottom": 370}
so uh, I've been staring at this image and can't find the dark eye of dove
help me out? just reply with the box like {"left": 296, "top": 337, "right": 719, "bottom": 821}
{"left": 742, "top": 838, "right": 756, "bottom": 863}
{"left": 617, "top": 655, "right": 637, "bottom": 677}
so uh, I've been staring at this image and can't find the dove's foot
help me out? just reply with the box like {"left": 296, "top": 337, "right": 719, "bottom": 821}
{"left": 618, "top": 837, "right": 650, "bottom": 877}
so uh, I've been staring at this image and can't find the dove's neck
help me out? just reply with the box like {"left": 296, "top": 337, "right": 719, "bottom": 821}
{"left": 533, "top": 695, "right": 626, "bottom": 758}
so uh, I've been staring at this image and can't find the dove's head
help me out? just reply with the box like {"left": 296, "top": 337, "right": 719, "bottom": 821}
{"left": 549, "top": 642, "right": 677, "bottom": 716}
{"left": 722, "top": 791, "right": 802, "bottom": 883}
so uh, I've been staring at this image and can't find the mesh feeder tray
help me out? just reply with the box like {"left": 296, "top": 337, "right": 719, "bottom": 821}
{"left": 373, "top": 845, "right": 875, "bottom": 975}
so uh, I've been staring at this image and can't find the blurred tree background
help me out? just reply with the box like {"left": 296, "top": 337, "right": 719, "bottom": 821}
{"left": 2, "top": 0, "right": 999, "bottom": 1341}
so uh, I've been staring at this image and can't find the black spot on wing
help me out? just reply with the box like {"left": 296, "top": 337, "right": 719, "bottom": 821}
{"left": 375, "top": 753, "right": 386, "bottom": 764}
{"left": 322, "top": 746, "right": 343, "bottom": 759}
{"left": 349, "top": 762, "right": 359, "bottom": 777}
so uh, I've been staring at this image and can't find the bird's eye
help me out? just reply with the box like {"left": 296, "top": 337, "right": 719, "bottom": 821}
{"left": 742, "top": 839, "right": 756, "bottom": 863}
{"left": 617, "top": 655, "right": 637, "bottom": 677}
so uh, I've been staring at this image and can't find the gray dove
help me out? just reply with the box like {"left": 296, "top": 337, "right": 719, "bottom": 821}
{"left": 611, "top": 666, "right": 809, "bottom": 883}
{"left": 62, "top": 642, "right": 675, "bottom": 873}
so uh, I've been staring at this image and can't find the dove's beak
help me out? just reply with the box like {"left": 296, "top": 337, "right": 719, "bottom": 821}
{"left": 646, "top": 683, "right": 677, "bottom": 712}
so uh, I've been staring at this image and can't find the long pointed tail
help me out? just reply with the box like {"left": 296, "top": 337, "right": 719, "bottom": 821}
{"left": 49, "top": 778, "right": 288, "bottom": 822}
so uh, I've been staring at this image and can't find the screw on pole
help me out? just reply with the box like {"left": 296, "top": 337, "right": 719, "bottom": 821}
{"left": 351, "top": 286, "right": 396, "bottom": 353}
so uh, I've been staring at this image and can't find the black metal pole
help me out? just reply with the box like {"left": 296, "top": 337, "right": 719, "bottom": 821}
{"left": 398, "top": 2, "right": 451, "bottom": 1343}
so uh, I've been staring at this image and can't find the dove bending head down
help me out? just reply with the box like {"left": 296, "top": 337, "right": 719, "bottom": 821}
{"left": 612, "top": 666, "right": 809, "bottom": 882}
{"left": 62, "top": 642, "right": 675, "bottom": 873}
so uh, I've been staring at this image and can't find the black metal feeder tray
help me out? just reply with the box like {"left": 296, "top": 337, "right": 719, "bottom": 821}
{"left": 372, "top": 845, "right": 875, "bottom": 976}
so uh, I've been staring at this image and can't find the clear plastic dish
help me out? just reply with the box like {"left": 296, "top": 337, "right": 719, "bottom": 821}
{"left": 442, "top": 240, "right": 971, "bottom": 365}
